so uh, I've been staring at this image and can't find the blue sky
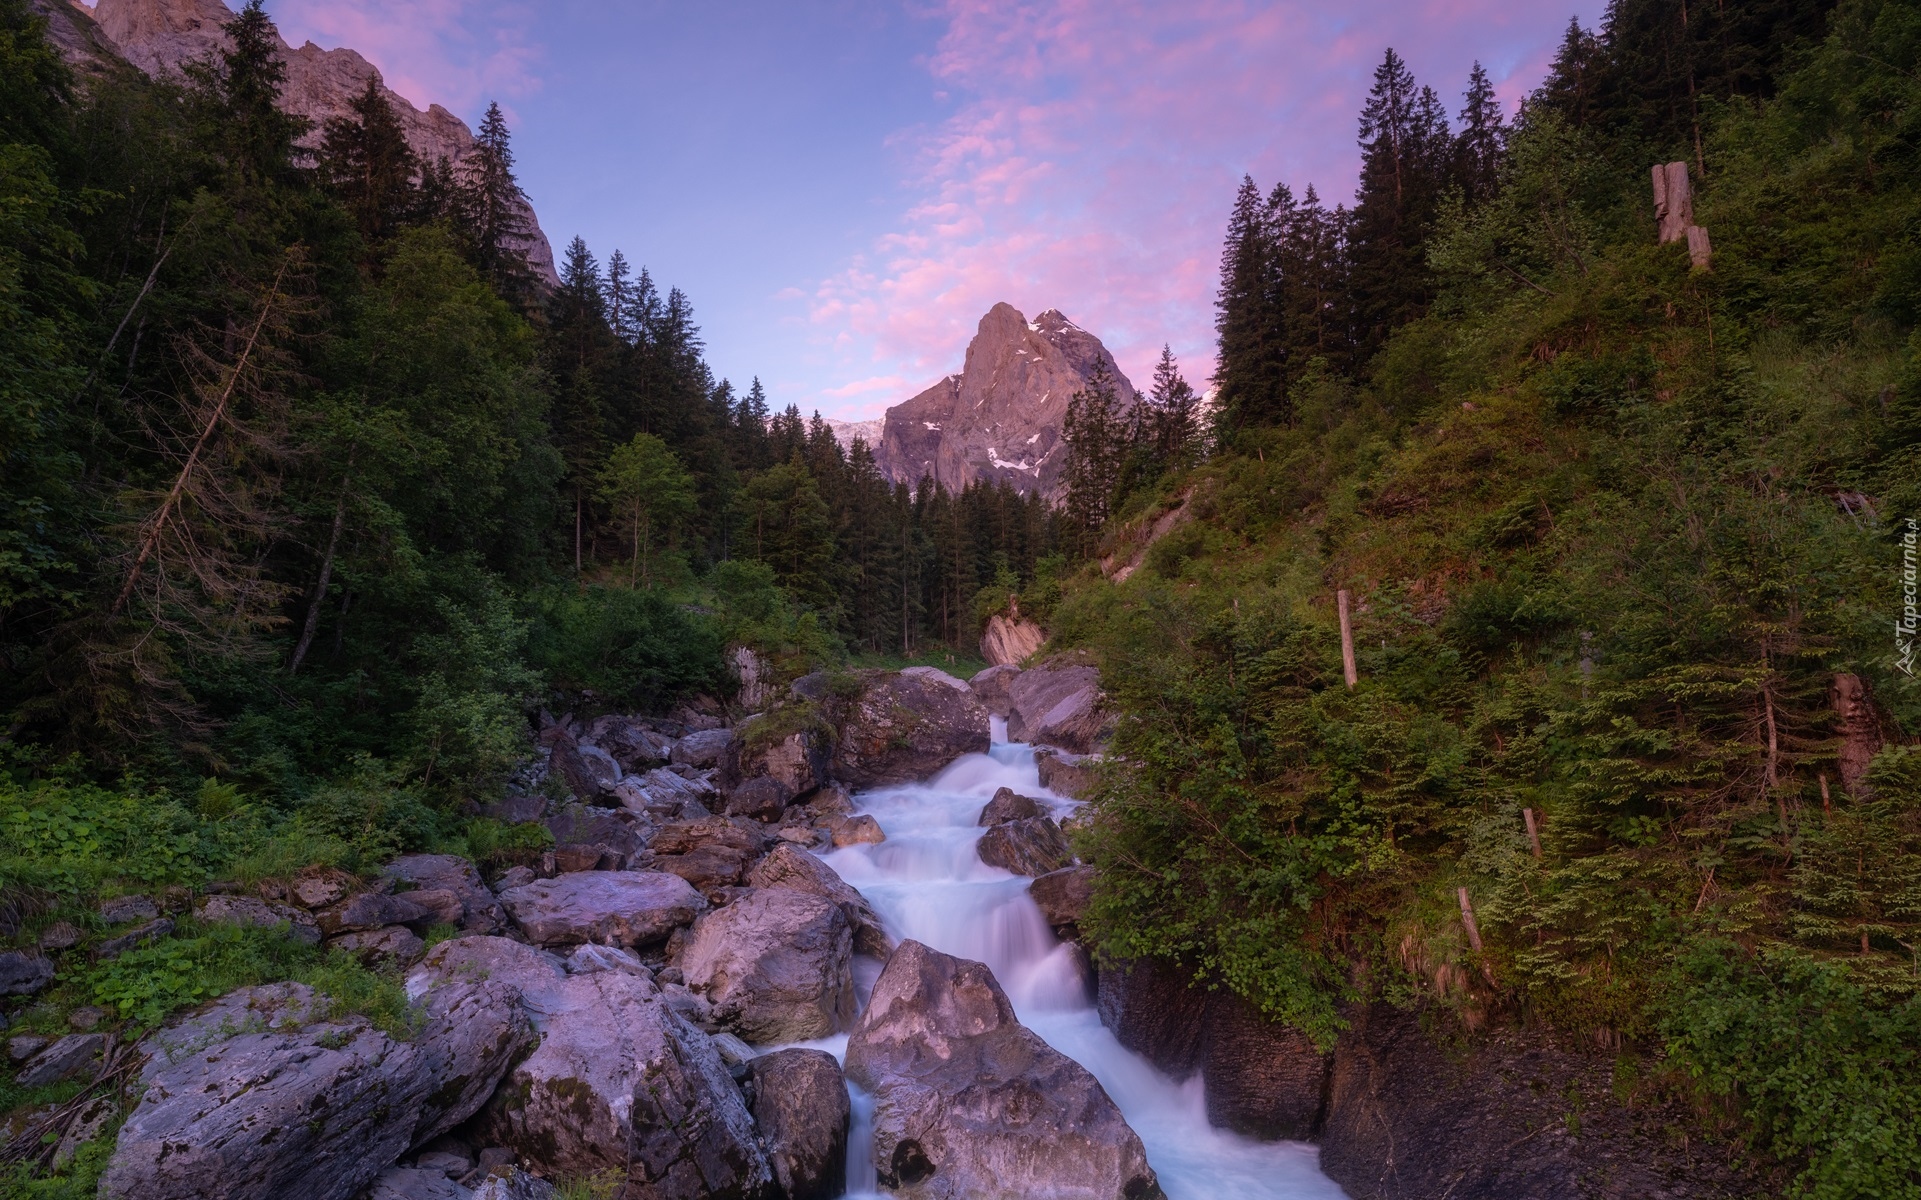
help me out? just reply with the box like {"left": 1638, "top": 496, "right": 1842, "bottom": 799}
{"left": 268, "top": 0, "right": 1601, "bottom": 420}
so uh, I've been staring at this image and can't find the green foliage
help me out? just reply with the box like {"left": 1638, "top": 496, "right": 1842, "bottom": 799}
{"left": 525, "top": 584, "right": 726, "bottom": 712}
{"left": 596, "top": 433, "right": 695, "bottom": 588}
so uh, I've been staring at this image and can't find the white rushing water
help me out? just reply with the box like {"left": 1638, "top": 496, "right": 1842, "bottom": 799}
{"left": 801, "top": 722, "right": 1348, "bottom": 1200}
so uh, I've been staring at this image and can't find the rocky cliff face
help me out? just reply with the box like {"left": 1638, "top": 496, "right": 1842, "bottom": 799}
{"left": 40, "top": 0, "right": 558, "bottom": 284}
{"left": 874, "top": 303, "right": 1136, "bottom": 501}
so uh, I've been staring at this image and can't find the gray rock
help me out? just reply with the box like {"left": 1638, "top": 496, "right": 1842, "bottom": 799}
{"left": 16, "top": 1032, "right": 105, "bottom": 1087}
{"left": 97, "top": 916, "right": 174, "bottom": 958}
{"left": 0, "top": 950, "right": 55, "bottom": 996}
{"left": 329, "top": 925, "right": 426, "bottom": 967}
{"left": 679, "top": 888, "right": 856, "bottom": 1044}
{"left": 384, "top": 855, "right": 504, "bottom": 934}
{"left": 649, "top": 814, "right": 770, "bottom": 856}
{"left": 68, "top": 1004, "right": 107, "bottom": 1030}
{"left": 100, "top": 894, "right": 158, "bottom": 924}
{"left": 1036, "top": 747, "right": 1100, "bottom": 799}
{"left": 846, "top": 940, "right": 1160, "bottom": 1200}
{"left": 969, "top": 663, "right": 1021, "bottom": 717}
{"left": 747, "top": 843, "right": 894, "bottom": 959}
{"left": 978, "top": 786, "right": 1046, "bottom": 826}
{"left": 1030, "top": 865, "right": 1097, "bottom": 932}
{"left": 289, "top": 869, "right": 355, "bottom": 910}
{"left": 612, "top": 766, "right": 713, "bottom": 819}
{"left": 724, "top": 774, "right": 793, "bottom": 822}
{"left": 671, "top": 727, "right": 736, "bottom": 768}
{"left": 833, "top": 670, "right": 991, "bottom": 788}
{"left": 826, "top": 813, "right": 885, "bottom": 847}
{"left": 38, "top": 920, "right": 81, "bottom": 950}
{"left": 440, "top": 938, "right": 773, "bottom": 1200}
{"left": 8, "top": 1033, "right": 48, "bottom": 1062}
{"left": 542, "top": 805, "right": 650, "bottom": 866}
{"left": 583, "top": 715, "right": 675, "bottom": 771}
{"left": 731, "top": 727, "right": 829, "bottom": 798}
{"left": 497, "top": 871, "right": 704, "bottom": 948}
{"left": 51, "top": 1093, "right": 115, "bottom": 1169}
{"left": 1005, "top": 661, "right": 1110, "bottom": 752}
{"left": 415, "top": 1150, "right": 473, "bottom": 1177}
{"left": 747, "top": 1048, "right": 849, "bottom": 1200}
{"left": 977, "top": 816, "right": 1072, "bottom": 877}
{"left": 367, "top": 1167, "right": 472, "bottom": 1200}
{"left": 654, "top": 844, "right": 754, "bottom": 892}
{"left": 319, "top": 891, "right": 443, "bottom": 936}
{"left": 575, "top": 742, "right": 622, "bottom": 789}
{"left": 195, "top": 894, "right": 321, "bottom": 944}
{"left": 469, "top": 1169, "right": 555, "bottom": 1200}
{"left": 99, "top": 949, "right": 532, "bottom": 1200}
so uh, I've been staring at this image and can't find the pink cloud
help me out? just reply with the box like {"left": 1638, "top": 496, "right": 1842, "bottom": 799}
{"left": 265, "top": 0, "right": 541, "bottom": 121}
{"left": 806, "top": 0, "right": 1600, "bottom": 418}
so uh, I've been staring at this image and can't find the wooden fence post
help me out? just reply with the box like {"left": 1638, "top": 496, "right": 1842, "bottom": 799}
{"left": 1458, "top": 887, "right": 1484, "bottom": 953}
{"left": 1338, "top": 589, "right": 1358, "bottom": 689}
{"left": 1523, "top": 808, "right": 1543, "bottom": 859}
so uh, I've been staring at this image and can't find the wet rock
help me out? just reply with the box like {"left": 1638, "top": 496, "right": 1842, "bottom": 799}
{"left": 747, "top": 1048, "right": 849, "bottom": 1200}
{"left": 100, "top": 956, "right": 531, "bottom": 1200}
{"left": 196, "top": 894, "right": 322, "bottom": 944}
{"left": 976, "top": 815, "right": 1072, "bottom": 876}
{"left": 329, "top": 925, "right": 426, "bottom": 968}
{"left": 16, "top": 1033, "right": 105, "bottom": 1087}
{"left": 826, "top": 813, "right": 885, "bottom": 847}
{"left": 100, "top": 894, "right": 158, "bottom": 924}
{"left": 747, "top": 843, "right": 893, "bottom": 958}
{"left": 846, "top": 940, "right": 1160, "bottom": 1200}
{"left": 977, "top": 786, "right": 1046, "bottom": 826}
{"left": 832, "top": 670, "right": 991, "bottom": 788}
{"left": 1035, "top": 747, "right": 1100, "bottom": 799}
{"left": 1006, "top": 660, "right": 1110, "bottom": 752}
{"left": 0, "top": 950, "right": 55, "bottom": 996}
{"left": 724, "top": 775, "right": 793, "bottom": 822}
{"left": 1029, "top": 865, "right": 1096, "bottom": 934}
{"left": 497, "top": 871, "right": 704, "bottom": 949}
{"left": 671, "top": 727, "right": 736, "bottom": 769}
{"left": 367, "top": 1167, "right": 471, "bottom": 1200}
{"left": 384, "top": 855, "right": 504, "bottom": 934}
{"left": 968, "top": 663, "right": 1020, "bottom": 717}
{"left": 679, "top": 888, "right": 856, "bottom": 1044}
{"left": 98, "top": 916, "right": 174, "bottom": 958}
{"left": 443, "top": 939, "right": 774, "bottom": 1200}
{"left": 1095, "top": 957, "right": 1208, "bottom": 1078}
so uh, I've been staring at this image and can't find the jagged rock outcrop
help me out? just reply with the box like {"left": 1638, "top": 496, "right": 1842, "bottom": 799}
{"left": 874, "top": 304, "right": 1137, "bottom": 501}
{"left": 980, "top": 611, "right": 1046, "bottom": 666}
{"left": 846, "top": 940, "right": 1161, "bottom": 1200}
{"left": 40, "top": 0, "right": 556, "bottom": 282}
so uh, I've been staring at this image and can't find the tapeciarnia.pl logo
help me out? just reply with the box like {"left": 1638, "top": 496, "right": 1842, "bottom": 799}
{"left": 1900, "top": 516, "right": 1918, "bottom": 677}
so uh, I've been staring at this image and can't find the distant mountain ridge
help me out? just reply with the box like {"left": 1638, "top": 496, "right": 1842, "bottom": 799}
{"left": 32, "top": 0, "right": 558, "bottom": 284}
{"left": 873, "top": 303, "right": 1136, "bottom": 502}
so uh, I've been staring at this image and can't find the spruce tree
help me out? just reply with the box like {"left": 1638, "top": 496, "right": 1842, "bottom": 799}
{"left": 1455, "top": 61, "right": 1508, "bottom": 205}
{"left": 549, "top": 236, "right": 611, "bottom": 571}
{"left": 1062, "top": 360, "right": 1125, "bottom": 549}
{"left": 604, "top": 249, "right": 637, "bottom": 344}
{"left": 459, "top": 101, "right": 534, "bottom": 295}
{"left": 1534, "top": 17, "right": 1608, "bottom": 130}
{"left": 319, "top": 77, "right": 419, "bottom": 245}
{"left": 1348, "top": 49, "right": 1451, "bottom": 363}
{"left": 1214, "top": 176, "right": 1288, "bottom": 429}
{"left": 1146, "top": 345, "right": 1200, "bottom": 469}
{"left": 186, "top": 0, "right": 309, "bottom": 185}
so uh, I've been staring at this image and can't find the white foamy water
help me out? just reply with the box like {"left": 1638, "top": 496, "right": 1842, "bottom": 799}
{"left": 802, "top": 726, "right": 1347, "bottom": 1200}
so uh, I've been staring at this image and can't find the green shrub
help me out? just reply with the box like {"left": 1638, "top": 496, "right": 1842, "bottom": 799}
{"left": 525, "top": 584, "right": 727, "bottom": 711}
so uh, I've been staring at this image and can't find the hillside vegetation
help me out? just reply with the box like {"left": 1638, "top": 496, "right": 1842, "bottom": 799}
{"left": 1061, "top": 2, "right": 1921, "bottom": 1195}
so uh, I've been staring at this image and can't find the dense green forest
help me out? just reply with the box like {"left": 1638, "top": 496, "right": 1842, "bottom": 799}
{"left": 5, "top": 0, "right": 1921, "bottom": 1193}
{"left": 1059, "top": 0, "right": 1921, "bottom": 1196}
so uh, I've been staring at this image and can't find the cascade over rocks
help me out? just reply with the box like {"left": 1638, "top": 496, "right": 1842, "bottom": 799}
{"left": 978, "top": 786, "right": 1046, "bottom": 826}
{"left": 845, "top": 940, "right": 1161, "bottom": 1200}
{"left": 832, "top": 669, "right": 991, "bottom": 787}
{"left": 746, "top": 843, "right": 894, "bottom": 958}
{"left": 677, "top": 888, "right": 857, "bottom": 1044}
{"left": 872, "top": 304, "right": 1137, "bottom": 501}
{"left": 1029, "top": 866, "right": 1096, "bottom": 936}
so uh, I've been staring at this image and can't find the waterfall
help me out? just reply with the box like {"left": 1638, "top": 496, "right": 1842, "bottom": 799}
{"left": 789, "top": 722, "right": 1347, "bottom": 1199}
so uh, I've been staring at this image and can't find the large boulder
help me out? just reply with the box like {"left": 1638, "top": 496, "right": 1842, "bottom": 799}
{"left": 833, "top": 670, "right": 990, "bottom": 787}
{"left": 1029, "top": 866, "right": 1096, "bottom": 935}
{"left": 583, "top": 714, "right": 675, "bottom": 771}
{"left": 612, "top": 767, "right": 714, "bottom": 820}
{"left": 747, "top": 843, "right": 893, "bottom": 958}
{"left": 731, "top": 726, "right": 830, "bottom": 797}
{"left": 1035, "top": 748, "right": 1100, "bottom": 799}
{"left": 724, "top": 775, "right": 794, "bottom": 822}
{"left": 383, "top": 854, "right": 503, "bottom": 934}
{"left": 978, "top": 786, "right": 1046, "bottom": 826}
{"left": 672, "top": 727, "right": 737, "bottom": 768}
{"left": 99, "top": 951, "right": 532, "bottom": 1200}
{"left": 977, "top": 816, "right": 1073, "bottom": 877}
{"left": 678, "top": 889, "right": 856, "bottom": 1044}
{"left": 846, "top": 941, "right": 1160, "bottom": 1200}
{"left": 969, "top": 663, "right": 1021, "bottom": 717}
{"left": 497, "top": 871, "right": 704, "bottom": 949}
{"left": 746, "top": 1049, "right": 850, "bottom": 1200}
{"left": 443, "top": 939, "right": 774, "bottom": 1200}
{"left": 650, "top": 816, "right": 770, "bottom": 893}
{"left": 1005, "top": 660, "right": 1111, "bottom": 752}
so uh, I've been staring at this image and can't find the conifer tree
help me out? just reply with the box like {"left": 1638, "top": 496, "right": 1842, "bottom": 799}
{"left": 1348, "top": 49, "right": 1451, "bottom": 362}
{"left": 319, "top": 77, "right": 419, "bottom": 245}
{"left": 1534, "top": 17, "right": 1608, "bottom": 130}
{"left": 187, "top": 0, "right": 309, "bottom": 185}
{"left": 1146, "top": 345, "right": 1200, "bottom": 469}
{"left": 549, "top": 236, "right": 611, "bottom": 570}
{"left": 1454, "top": 62, "right": 1508, "bottom": 205}
{"left": 604, "top": 249, "right": 637, "bottom": 344}
{"left": 1062, "top": 360, "right": 1126, "bottom": 548}
{"left": 1214, "top": 176, "right": 1289, "bottom": 429}
{"left": 459, "top": 102, "right": 534, "bottom": 295}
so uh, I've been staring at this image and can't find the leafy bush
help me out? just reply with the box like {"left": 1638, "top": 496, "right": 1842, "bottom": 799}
{"left": 525, "top": 584, "right": 727, "bottom": 711}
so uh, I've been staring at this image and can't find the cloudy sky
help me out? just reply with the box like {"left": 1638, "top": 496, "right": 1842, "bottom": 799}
{"left": 265, "top": 0, "right": 1601, "bottom": 420}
